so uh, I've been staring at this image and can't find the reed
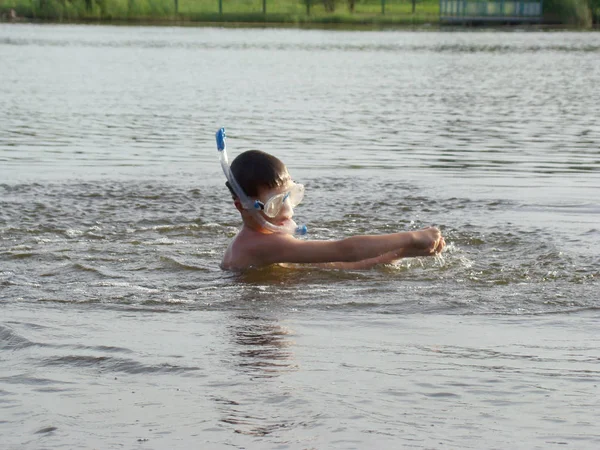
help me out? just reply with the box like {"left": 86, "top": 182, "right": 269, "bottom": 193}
{"left": 3, "top": 0, "right": 174, "bottom": 20}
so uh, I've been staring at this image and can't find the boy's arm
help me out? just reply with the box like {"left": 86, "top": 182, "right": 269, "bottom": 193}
{"left": 312, "top": 238, "right": 445, "bottom": 270}
{"left": 312, "top": 248, "right": 404, "bottom": 270}
{"left": 252, "top": 227, "right": 444, "bottom": 266}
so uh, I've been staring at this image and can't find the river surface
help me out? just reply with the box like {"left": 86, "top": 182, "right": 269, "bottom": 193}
{"left": 1, "top": 24, "right": 599, "bottom": 449}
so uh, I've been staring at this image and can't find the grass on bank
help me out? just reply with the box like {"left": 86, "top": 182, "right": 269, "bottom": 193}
{"left": 0, "top": 0, "right": 597, "bottom": 26}
{"left": 178, "top": 0, "right": 440, "bottom": 25}
{"left": 1, "top": 0, "right": 439, "bottom": 23}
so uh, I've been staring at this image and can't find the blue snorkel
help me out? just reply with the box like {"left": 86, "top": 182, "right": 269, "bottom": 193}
{"left": 216, "top": 128, "right": 307, "bottom": 236}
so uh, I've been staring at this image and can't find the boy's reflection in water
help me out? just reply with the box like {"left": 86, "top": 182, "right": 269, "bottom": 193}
{"left": 212, "top": 284, "right": 301, "bottom": 437}
{"left": 230, "top": 313, "right": 296, "bottom": 379}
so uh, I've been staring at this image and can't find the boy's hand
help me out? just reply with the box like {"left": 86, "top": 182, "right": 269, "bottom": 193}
{"left": 411, "top": 227, "right": 445, "bottom": 257}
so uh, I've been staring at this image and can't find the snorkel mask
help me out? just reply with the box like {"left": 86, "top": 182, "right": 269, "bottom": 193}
{"left": 216, "top": 128, "right": 308, "bottom": 236}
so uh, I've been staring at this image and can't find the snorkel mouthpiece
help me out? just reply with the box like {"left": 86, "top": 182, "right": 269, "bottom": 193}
{"left": 215, "top": 127, "right": 307, "bottom": 236}
{"left": 297, "top": 224, "right": 308, "bottom": 235}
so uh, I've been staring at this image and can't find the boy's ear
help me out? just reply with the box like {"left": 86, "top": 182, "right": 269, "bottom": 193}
{"left": 233, "top": 198, "right": 244, "bottom": 213}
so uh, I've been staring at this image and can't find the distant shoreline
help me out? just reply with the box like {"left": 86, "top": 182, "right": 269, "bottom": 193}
{"left": 1, "top": 3, "right": 598, "bottom": 30}
{"left": 3, "top": 12, "right": 440, "bottom": 29}
{"left": 1, "top": 17, "right": 596, "bottom": 31}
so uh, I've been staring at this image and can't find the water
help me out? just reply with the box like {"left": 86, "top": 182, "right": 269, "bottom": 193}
{"left": 1, "top": 24, "right": 599, "bottom": 449}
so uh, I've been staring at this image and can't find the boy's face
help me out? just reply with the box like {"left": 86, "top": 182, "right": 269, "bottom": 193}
{"left": 255, "top": 178, "right": 298, "bottom": 228}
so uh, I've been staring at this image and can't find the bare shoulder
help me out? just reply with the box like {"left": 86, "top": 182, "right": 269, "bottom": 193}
{"left": 221, "top": 229, "right": 296, "bottom": 270}
{"left": 222, "top": 228, "right": 353, "bottom": 269}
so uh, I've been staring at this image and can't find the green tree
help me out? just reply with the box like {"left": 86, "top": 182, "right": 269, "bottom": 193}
{"left": 543, "top": 0, "right": 592, "bottom": 26}
{"left": 589, "top": 0, "right": 600, "bottom": 22}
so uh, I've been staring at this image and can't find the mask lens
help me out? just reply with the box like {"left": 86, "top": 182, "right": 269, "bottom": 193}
{"left": 288, "top": 184, "right": 304, "bottom": 207}
{"left": 263, "top": 193, "right": 285, "bottom": 218}
{"left": 262, "top": 184, "right": 305, "bottom": 218}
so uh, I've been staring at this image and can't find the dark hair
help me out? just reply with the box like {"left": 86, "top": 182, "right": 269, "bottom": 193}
{"left": 226, "top": 150, "right": 289, "bottom": 199}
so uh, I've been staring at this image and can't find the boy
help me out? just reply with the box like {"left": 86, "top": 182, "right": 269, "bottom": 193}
{"left": 219, "top": 144, "right": 445, "bottom": 271}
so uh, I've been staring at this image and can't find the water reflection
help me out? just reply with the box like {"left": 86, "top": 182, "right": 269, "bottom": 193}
{"left": 212, "top": 312, "right": 297, "bottom": 437}
{"left": 234, "top": 264, "right": 371, "bottom": 286}
{"left": 228, "top": 313, "right": 296, "bottom": 379}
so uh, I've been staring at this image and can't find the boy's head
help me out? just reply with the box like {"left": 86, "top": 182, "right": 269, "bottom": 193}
{"left": 226, "top": 150, "right": 290, "bottom": 199}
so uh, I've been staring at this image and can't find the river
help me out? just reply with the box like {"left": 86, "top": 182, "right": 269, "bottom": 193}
{"left": 1, "top": 24, "right": 599, "bottom": 449}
